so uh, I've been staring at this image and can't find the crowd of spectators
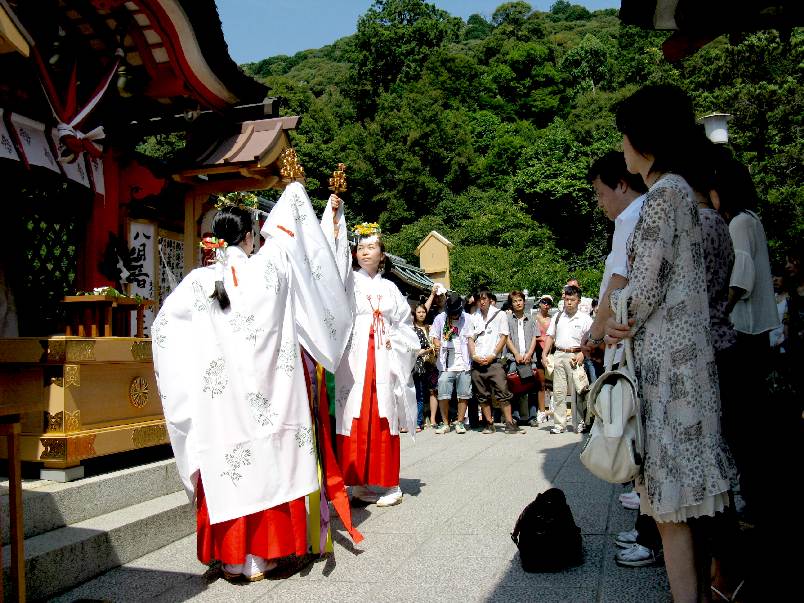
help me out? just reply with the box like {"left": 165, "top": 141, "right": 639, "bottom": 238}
{"left": 410, "top": 280, "right": 598, "bottom": 436}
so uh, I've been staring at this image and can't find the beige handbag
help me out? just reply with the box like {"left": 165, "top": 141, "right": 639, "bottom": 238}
{"left": 543, "top": 353, "right": 555, "bottom": 379}
{"left": 579, "top": 289, "right": 643, "bottom": 484}
{"left": 572, "top": 363, "right": 589, "bottom": 393}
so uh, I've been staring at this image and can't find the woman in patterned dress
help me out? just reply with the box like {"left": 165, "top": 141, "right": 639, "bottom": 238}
{"left": 605, "top": 85, "right": 736, "bottom": 603}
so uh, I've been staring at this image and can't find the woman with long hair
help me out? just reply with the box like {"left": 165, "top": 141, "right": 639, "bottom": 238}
{"left": 605, "top": 85, "right": 736, "bottom": 603}
{"left": 412, "top": 303, "right": 437, "bottom": 432}
{"left": 153, "top": 186, "right": 356, "bottom": 582}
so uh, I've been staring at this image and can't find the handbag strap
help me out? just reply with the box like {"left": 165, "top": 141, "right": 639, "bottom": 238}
{"left": 480, "top": 307, "right": 500, "bottom": 332}
{"left": 603, "top": 288, "right": 633, "bottom": 373}
{"left": 615, "top": 287, "right": 643, "bottom": 458}
{"left": 616, "top": 288, "right": 635, "bottom": 375}
{"left": 548, "top": 311, "right": 561, "bottom": 353}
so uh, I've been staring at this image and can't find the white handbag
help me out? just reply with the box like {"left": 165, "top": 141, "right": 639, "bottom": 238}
{"left": 579, "top": 290, "right": 644, "bottom": 484}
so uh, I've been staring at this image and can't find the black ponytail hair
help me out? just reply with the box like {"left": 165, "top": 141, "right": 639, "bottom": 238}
{"left": 209, "top": 206, "right": 253, "bottom": 310}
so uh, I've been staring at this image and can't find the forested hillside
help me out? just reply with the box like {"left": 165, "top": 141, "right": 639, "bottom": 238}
{"left": 242, "top": 0, "right": 802, "bottom": 296}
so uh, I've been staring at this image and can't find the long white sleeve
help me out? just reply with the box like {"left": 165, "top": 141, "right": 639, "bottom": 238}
{"left": 262, "top": 183, "right": 353, "bottom": 372}
{"left": 320, "top": 196, "right": 352, "bottom": 288}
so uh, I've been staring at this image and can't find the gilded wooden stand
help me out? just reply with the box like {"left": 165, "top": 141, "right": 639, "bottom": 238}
{"left": 0, "top": 337, "right": 165, "bottom": 476}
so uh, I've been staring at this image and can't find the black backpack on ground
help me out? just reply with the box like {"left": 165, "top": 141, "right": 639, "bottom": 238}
{"left": 511, "top": 487, "right": 583, "bottom": 572}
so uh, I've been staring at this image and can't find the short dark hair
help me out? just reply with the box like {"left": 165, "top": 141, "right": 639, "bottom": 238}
{"left": 588, "top": 151, "right": 648, "bottom": 193}
{"left": 509, "top": 290, "right": 525, "bottom": 302}
{"left": 476, "top": 286, "right": 494, "bottom": 300}
{"left": 615, "top": 84, "right": 698, "bottom": 181}
{"left": 563, "top": 285, "right": 581, "bottom": 299}
{"left": 710, "top": 147, "right": 759, "bottom": 217}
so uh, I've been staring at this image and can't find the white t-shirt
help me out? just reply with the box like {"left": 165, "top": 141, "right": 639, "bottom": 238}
{"left": 599, "top": 195, "right": 645, "bottom": 300}
{"left": 515, "top": 315, "right": 527, "bottom": 353}
{"left": 471, "top": 307, "right": 509, "bottom": 358}
{"left": 546, "top": 310, "right": 593, "bottom": 350}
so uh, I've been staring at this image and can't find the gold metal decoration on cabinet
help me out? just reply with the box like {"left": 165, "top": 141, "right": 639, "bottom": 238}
{"left": 129, "top": 376, "right": 150, "bottom": 409}
{"left": 130, "top": 341, "right": 152, "bottom": 361}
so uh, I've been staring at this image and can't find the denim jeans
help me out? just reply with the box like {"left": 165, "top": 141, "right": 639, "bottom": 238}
{"left": 413, "top": 373, "right": 427, "bottom": 427}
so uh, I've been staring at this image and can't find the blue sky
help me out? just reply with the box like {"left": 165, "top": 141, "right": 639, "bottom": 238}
{"left": 217, "top": 1, "right": 620, "bottom": 63}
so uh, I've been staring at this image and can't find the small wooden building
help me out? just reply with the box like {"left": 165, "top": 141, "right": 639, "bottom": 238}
{"left": 415, "top": 230, "right": 453, "bottom": 290}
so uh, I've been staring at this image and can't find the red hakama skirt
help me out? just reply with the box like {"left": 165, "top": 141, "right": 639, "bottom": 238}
{"left": 196, "top": 479, "right": 308, "bottom": 564}
{"left": 336, "top": 329, "right": 400, "bottom": 488}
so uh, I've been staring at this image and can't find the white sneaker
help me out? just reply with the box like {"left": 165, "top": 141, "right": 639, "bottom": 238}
{"left": 537, "top": 411, "right": 548, "bottom": 424}
{"left": 376, "top": 485, "right": 403, "bottom": 507}
{"left": 351, "top": 485, "right": 379, "bottom": 503}
{"left": 576, "top": 420, "right": 586, "bottom": 433}
{"left": 550, "top": 425, "right": 565, "bottom": 435}
{"left": 615, "top": 543, "right": 661, "bottom": 567}
{"left": 620, "top": 491, "right": 640, "bottom": 510}
{"left": 614, "top": 529, "right": 639, "bottom": 548}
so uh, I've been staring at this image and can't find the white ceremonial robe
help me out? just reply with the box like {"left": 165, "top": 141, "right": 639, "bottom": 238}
{"left": 152, "top": 183, "right": 352, "bottom": 525}
{"left": 333, "top": 268, "right": 419, "bottom": 437}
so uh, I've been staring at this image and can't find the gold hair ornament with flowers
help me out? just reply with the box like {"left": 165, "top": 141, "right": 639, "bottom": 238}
{"left": 353, "top": 222, "right": 381, "bottom": 238}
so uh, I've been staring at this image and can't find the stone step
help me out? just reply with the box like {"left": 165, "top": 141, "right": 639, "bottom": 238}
{"left": 1, "top": 458, "right": 182, "bottom": 545}
{"left": 2, "top": 490, "right": 194, "bottom": 601}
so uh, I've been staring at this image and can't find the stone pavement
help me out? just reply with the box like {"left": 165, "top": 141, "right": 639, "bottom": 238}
{"left": 54, "top": 424, "right": 671, "bottom": 602}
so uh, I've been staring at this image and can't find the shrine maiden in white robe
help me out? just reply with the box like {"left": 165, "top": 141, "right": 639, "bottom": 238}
{"left": 152, "top": 183, "right": 352, "bottom": 525}
{"left": 320, "top": 200, "right": 419, "bottom": 438}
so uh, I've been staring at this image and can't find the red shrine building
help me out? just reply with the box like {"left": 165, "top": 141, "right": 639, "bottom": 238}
{"left": 0, "top": 0, "right": 300, "bottom": 480}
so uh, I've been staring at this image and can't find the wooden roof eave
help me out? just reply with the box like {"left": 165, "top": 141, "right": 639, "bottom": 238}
{"left": 0, "top": 0, "right": 32, "bottom": 57}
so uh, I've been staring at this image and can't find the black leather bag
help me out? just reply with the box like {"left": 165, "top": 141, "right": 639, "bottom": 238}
{"left": 511, "top": 488, "right": 583, "bottom": 572}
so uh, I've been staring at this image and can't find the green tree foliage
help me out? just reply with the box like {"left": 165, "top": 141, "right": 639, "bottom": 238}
{"left": 559, "top": 33, "right": 609, "bottom": 92}
{"left": 491, "top": 2, "right": 532, "bottom": 28}
{"left": 347, "top": 0, "right": 463, "bottom": 117}
{"left": 548, "top": 1, "right": 591, "bottom": 23}
{"left": 227, "top": 0, "right": 801, "bottom": 296}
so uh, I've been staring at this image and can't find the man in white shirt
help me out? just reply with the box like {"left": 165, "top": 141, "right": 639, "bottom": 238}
{"left": 542, "top": 285, "right": 593, "bottom": 434}
{"left": 430, "top": 293, "right": 474, "bottom": 434}
{"left": 468, "top": 287, "right": 524, "bottom": 434}
{"left": 583, "top": 152, "right": 647, "bottom": 358}
{"left": 558, "top": 278, "right": 594, "bottom": 315}
{"left": 581, "top": 152, "right": 662, "bottom": 567}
